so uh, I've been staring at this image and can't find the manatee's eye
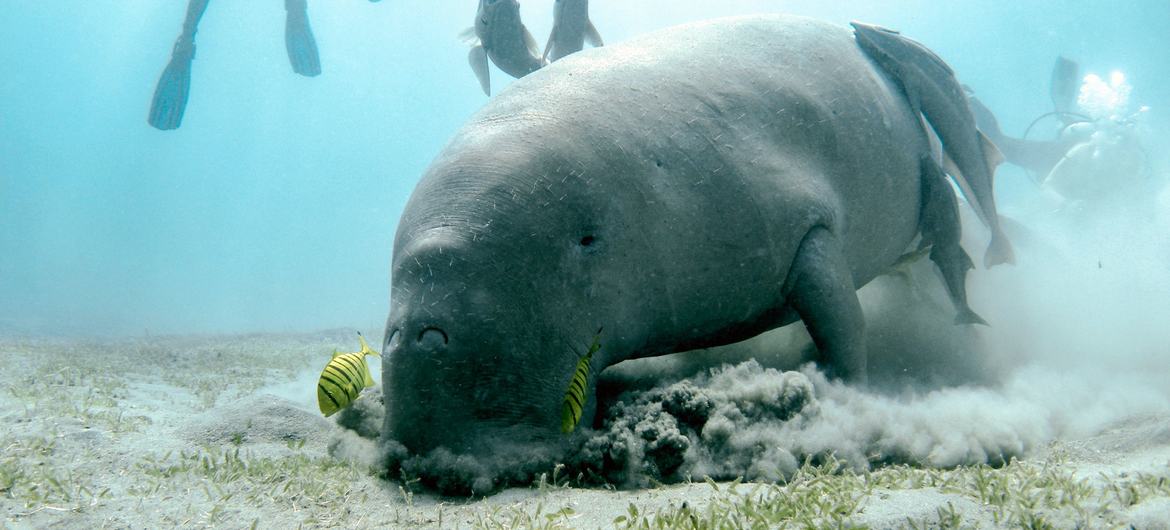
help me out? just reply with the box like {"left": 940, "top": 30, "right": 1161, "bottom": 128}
{"left": 576, "top": 234, "right": 602, "bottom": 255}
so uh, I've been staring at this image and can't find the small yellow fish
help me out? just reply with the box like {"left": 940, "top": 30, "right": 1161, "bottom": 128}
{"left": 561, "top": 328, "right": 602, "bottom": 433}
{"left": 317, "top": 333, "right": 380, "bottom": 417}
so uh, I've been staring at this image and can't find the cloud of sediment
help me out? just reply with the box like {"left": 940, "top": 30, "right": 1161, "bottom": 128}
{"left": 355, "top": 183, "right": 1170, "bottom": 495}
{"left": 569, "top": 191, "right": 1170, "bottom": 487}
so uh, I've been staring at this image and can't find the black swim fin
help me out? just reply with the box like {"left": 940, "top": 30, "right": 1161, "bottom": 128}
{"left": 285, "top": 0, "right": 322, "bottom": 77}
{"left": 1050, "top": 56, "right": 1080, "bottom": 119}
{"left": 147, "top": 0, "right": 210, "bottom": 130}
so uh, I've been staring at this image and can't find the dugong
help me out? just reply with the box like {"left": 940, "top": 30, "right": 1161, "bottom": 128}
{"left": 383, "top": 15, "right": 981, "bottom": 460}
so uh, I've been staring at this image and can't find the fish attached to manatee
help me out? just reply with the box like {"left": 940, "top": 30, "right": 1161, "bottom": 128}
{"left": 561, "top": 328, "right": 602, "bottom": 433}
{"left": 461, "top": 0, "right": 545, "bottom": 95}
{"left": 542, "top": 0, "right": 603, "bottom": 63}
{"left": 851, "top": 22, "right": 1015, "bottom": 268}
{"left": 317, "top": 333, "right": 380, "bottom": 417}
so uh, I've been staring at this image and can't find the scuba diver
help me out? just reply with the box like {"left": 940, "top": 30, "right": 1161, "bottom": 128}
{"left": 148, "top": 0, "right": 377, "bottom": 130}
{"left": 967, "top": 57, "right": 1152, "bottom": 206}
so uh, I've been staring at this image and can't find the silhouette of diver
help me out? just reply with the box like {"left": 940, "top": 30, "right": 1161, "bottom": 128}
{"left": 148, "top": 0, "right": 334, "bottom": 130}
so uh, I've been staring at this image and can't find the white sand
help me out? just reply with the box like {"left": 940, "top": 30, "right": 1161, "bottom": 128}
{"left": 2, "top": 331, "right": 1169, "bottom": 529}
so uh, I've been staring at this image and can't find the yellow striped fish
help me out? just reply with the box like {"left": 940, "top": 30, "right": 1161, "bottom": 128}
{"left": 561, "top": 328, "right": 602, "bottom": 433}
{"left": 317, "top": 333, "right": 380, "bottom": 417}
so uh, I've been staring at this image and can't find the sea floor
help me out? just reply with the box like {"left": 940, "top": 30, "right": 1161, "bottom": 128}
{"left": 2, "top": 331, "right": 1169, "bottom": 529}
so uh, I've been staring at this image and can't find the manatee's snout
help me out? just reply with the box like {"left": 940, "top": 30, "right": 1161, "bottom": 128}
{"left": 382, "top": 314, "right": 560, "bottom": 457}
{"left": 381, "top": 237, "right": 565, "bottom": 458}
{"left": 384, "top": 325, "right": 449, "bottom": 352}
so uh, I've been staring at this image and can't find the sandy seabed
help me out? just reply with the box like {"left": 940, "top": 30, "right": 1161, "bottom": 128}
{"left": 1, "top": 324, "right": 1169, "bottom": 529}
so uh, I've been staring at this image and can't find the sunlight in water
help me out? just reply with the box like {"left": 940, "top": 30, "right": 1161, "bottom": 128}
{"left": 1077, "top": 70, "right": 1132, "bottom": 119}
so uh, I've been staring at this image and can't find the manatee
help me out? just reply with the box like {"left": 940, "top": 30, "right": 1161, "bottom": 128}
{"left": 542, "top": 0, "right": 603, "bottom": 63}
{"left": 462, "top": 0, "right": 544, "bottom": 96}
{"left": 382, "top": 15, "right": 983, "bottom": 461}
{"left": 851, "top": 22, "right": 1015, "bottom": 268}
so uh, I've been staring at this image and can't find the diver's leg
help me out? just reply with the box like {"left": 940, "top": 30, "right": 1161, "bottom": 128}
{"left": 783, "top": 226, "right": 867, "bottom": 384}
{"left": 285, "top": 0, "right": 322, "bottom": 77}
{"left": 146, "top": 0, "right": 212, "bottom": 130}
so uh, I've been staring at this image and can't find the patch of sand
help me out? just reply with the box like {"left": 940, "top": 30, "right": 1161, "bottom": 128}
{"left": 2, "top": 333, "right": 1169, "bottom": 529}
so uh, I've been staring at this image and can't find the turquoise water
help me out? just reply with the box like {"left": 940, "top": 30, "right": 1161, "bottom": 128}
{"left": 1, "top": 1, "right": 1166, "bottom": 335}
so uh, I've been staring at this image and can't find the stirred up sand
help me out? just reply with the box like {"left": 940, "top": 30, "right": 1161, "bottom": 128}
{"left": 4, "top": 197, "right": 1170, "bottom": 528}
{"left": 1, "top": 325, "right": 1168, "bottom": 529}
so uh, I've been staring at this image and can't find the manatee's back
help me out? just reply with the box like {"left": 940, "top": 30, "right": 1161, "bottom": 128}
{"left": 462, "top": 15, "right": 926, "bottom": 287}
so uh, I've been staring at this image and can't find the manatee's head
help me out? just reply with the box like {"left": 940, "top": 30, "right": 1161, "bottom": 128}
{"left": 380, "top": 121, "right": 664, "bottom": 468}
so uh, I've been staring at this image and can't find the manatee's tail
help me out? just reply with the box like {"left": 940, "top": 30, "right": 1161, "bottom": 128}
{"left": 285, "top": 0, "right": 322, "bottom": 77}
{"left": 147, "top": 0, "right": 210, "bottom": 130}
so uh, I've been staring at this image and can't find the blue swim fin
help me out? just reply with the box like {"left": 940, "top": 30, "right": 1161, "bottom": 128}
{"left": 147, "top": 0, "right": 210, "bottom": 130}
{"left": 285, "top": 0, "right": 322, "bottom": 77}
{"left": 147, "top": 39, "right": 196, "bottom": 130}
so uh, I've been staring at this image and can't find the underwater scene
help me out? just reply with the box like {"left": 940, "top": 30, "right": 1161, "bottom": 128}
{"left": 2, "top": 1, "right": 1170, "bottom": 528}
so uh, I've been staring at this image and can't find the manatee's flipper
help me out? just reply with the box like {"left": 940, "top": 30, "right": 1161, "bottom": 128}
{"left": 919, "top": 156, "right": 988, "bottom": 326}
{"left": 147, "top": 0, "right": 210, "bottom": 130}
{"left": 284, "top": 0, "right": 322, "bottom": 77}
{"left": 584, "top": 20, "right": 603, "bottom": 47}
{"left": 469, "top": 45, "right": 490, "bottom": 95}
{"left": 1050, "top": 56, "right": 1080, "bottom": 119}
{"left": 783, "top": 226, "right": 867, "bottom": 384}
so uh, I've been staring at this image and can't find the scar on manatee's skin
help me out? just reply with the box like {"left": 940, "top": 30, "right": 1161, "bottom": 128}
{"left": 561, "top": 328, "right": 603, "bottom": 433}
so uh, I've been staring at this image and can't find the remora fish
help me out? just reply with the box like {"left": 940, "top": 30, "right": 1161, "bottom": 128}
{"left": 462, "top": 0, "right": 544, "bottom": 96}
{"left": 317, "top": 333, "right": 380, "bottom": 417}
{"left": 851, "top": 21, "right": 1014, "bottom": 268}
{"left": 967, "top": 92, "right": 1080, "bottom": 182}
{"left": 542, "top": 0, "right": 603, "bottom": 63}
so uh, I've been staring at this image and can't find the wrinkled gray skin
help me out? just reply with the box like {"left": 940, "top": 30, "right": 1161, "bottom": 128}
{"left": 384, "top": 15, "right": 974, "bottom": 459}
{"left": 542, "top": 0, "right": 603, "bottom": 63}
{"left": 851, "top": 22, "right": 1014, "bottom": 269}
{"left": 467, "top": 0, "right": 544, "bottom": 96}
